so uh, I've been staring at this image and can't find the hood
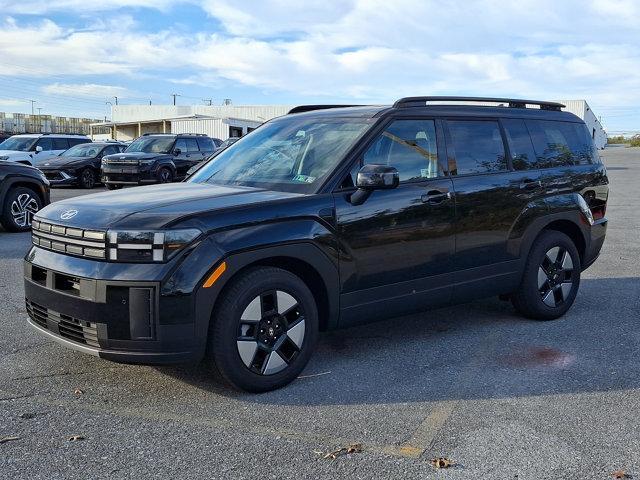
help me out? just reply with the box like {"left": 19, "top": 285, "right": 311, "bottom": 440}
{"left": 0, "top": 149, "right": 30, "bottom": 158}
{"left": 39, "top": 156, "right": 92, "bottom": 169}
{"left": 34, "top": 182, "right": 302, "bottom": 229}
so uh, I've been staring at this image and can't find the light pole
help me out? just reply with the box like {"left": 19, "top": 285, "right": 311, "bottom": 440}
{"left": 171, "top": 93, "right": 180, "bottom": 106}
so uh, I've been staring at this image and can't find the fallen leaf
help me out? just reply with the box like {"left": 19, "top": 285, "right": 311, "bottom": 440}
{"left": 68, "top": 435, "right": 85, "bottom": 441}
{"left": 74, "top": 388, "right": 84, "bottom": 395}
{"left": 0, "top": 436, "right": 20, "bottom": 444}
{"left": 612, "top": 470, "right": 632, "bottom": 479}
{"left": 323, "top": 443, "right": 363, "bottom": 459}
{"left": 431, "top": 457, "right": 454, "bottom": 469}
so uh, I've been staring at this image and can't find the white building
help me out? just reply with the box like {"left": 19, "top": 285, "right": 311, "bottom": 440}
{"left": 557, "top": 100, "right": 607, "bottom": 149}
{"left": 90, "top": 105, "right": 293, "bottom": 141}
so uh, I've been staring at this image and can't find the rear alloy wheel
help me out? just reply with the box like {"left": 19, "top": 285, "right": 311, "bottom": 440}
{"left": 158, "top": 167, "right": 173, "bottom": 183}
{"left": 512, "top": 230, "right": 581, "bottom": 320}
{"left": 208, "top": 267, "right": 318, "bottom": 392}
{"left": 1, "top": 187, "right": 42, "bottom": 232}
{"left": 79, "top": 168, "right": 96, "bottom": 189}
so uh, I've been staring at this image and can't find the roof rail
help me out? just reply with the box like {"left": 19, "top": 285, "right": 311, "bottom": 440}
{"left": 288, "top": 105, "right": 363, "bottom": 114}
{"left": 393, "top": 96, "right": 565, "bottom": 111}
{"left": 39, "top": 132, "right": 89, "bottom": 136}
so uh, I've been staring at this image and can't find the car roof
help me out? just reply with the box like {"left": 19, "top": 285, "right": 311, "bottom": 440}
{"left": 12, "top": 133, "right": 89, "bottom": 138}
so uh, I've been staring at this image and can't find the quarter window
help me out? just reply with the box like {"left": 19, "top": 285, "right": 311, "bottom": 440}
{"left": 502, "top": 119, "right": 538, "bottom": 170}
{"left": 526, "top": 120, "right": 594, "bottom": 167}
{"left": 363, "top": 119, "right": 440, "bottom": 182}
{"left": 447, "top": 120, "right": 506, "bottom": 175}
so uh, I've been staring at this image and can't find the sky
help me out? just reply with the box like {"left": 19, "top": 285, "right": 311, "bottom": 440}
{"left": 0, "top": 0, "right": 639, "bottom": 133}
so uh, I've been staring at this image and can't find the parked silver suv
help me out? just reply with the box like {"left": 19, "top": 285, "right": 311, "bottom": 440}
{"left": 0, "top": 134, "right": 90, "bottom": 166}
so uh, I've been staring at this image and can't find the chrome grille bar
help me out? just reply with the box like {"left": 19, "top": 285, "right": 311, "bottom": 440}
{"left": 32, "top": 220, "right": 107, "bottom": 259}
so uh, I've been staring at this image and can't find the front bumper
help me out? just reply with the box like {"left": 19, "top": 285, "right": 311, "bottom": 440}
{"left": 101, "top": 164, "right": 158, "bottom": 185}
{"left": 40, "top": 169, "right": 77, "bottom": 186}
{"left": 24, "top": 250, "right": 201, "bottom": 365}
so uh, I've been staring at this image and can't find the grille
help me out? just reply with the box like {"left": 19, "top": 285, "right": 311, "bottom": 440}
{"left": 43, "top": 171, "right": 63, "bottom": 180}
{"left": 104, "top": 173, "right": 139, "bottom": 182}
{"left": 26, "top": 299, "right": 100, "bottom": 348}
{"left": 32, "top": 220, "right": 106, "bottom": 260}
{"left": 103, "top": 158, "right": 139, "bottom": 166}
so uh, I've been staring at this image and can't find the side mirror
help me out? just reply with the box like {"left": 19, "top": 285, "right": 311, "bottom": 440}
{"left": 356, "top": 164, "right": 399, "bottom": 190}
{"left": 173, "top": 148, "right": 182, "bottom": 156}
{"left": 350, "top": 164, "right": 399, "bottom": 206}
{"left": 35, "top": 145, "right": 43, "bottom": 153}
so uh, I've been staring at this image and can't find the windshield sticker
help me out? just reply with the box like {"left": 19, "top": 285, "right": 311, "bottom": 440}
{"left": 293, "top": 174, "right": 316, "bottom": 183}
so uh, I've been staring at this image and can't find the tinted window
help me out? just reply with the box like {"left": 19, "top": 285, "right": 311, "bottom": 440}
{"left": 102, "top": 145, "right": 119, "bottom": 156}
{"left": 502, "top": 119, "right": 538, "bottom": 170}
{"left": 36, "top": 137, "right": 53, "bottom": 151}
{"left": 185, "top": 138, "right": 200, "bottom": 152}
{"left": 53, "top": 138, "right": 69, "bottom": 150}
{"left": 197, "top": 137, "right": 214, "bottom": 152}
{"left": 447, "top": 120, "right": 506, "bottom": 175}
{"left": 526, "top": 120, "right": 594, "bottom": 167}
{"left": 174, "top": 139, "right": 188, "bottom": 153}
{"left": 68, "top": 138, "right": 88, "bottom": 147}
{"left": 363, "top": 119, "right": 440, "bottom": 182}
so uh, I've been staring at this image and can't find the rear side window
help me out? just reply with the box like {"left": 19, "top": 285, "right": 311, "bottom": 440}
{"left": 197, "top": 137, "right": 214, "bottom": 152}
{"left": 185, "top": 138, "right": 200, "bottom": 152}
{"left": 526, "top": 120, "right": 594, "bottom": 167}
{"left": 502, "top": 119, "right": 538, "bottom": 170}
{"left": 53, "top": 138, "right": 69, "bottom": 150}
{"left": 447, "top": 120, "right": 506, "bottom": 175}
{"left": 363, "top": 119, "right": 440, "bottom": 182}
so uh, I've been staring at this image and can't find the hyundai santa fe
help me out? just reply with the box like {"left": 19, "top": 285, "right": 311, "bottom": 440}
{"left": 24, "top": 97, "right": 608, "bottom": 392}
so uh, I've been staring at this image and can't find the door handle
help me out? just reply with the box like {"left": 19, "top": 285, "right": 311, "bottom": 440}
{"left": 421, "top": 190, "right": 451, "bottom": 204}
{"left": 520, "top": 179, "right": 542, "bottom": 190}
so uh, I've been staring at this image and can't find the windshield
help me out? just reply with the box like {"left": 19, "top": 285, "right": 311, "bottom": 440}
{"left": 126, "top": 136, "right": 175, "bottom": 154}
{"left": 189, "top": 117, "right": 371, "bottom": 193}
{"left": 0, "top": 136, "right": 37, "bottom": 152}
{"left": 60, "top": 143, "right": 100, "bottom": 157}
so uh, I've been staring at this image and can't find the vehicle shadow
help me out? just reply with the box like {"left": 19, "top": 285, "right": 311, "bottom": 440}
{"left": 158, "top": 276, "right": 640, "bottom": 406}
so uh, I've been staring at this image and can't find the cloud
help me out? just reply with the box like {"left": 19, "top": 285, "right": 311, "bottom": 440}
{"left": 0, "top": 0, "right": 638, "bottom": 130}
{"left": 0, "top": 0, "right": 176, "bottom": 14}
{"left": 42, "top": 83, "right": 130, "bottom": 98}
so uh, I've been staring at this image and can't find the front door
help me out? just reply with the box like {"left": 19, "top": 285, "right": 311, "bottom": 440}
{"left": 333, "top": 118, "right": 456, "bottom": 325}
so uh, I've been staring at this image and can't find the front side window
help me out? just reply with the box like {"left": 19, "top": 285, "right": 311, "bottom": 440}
{"left": 36, "top": 138, "right": 53, "bottom": 151}
{"left": 52, "top": 138, "right": 69, "bottom": 150}
{"left": 502, "top": 119, "right": 538, "bottom": 170}
{"left": 189, "top": 116, "right": 371, "bottom": 193}
{"left": 126, "top": 136, "right": 175, "bottom": 154}
{"left": 363, "top": 119, "right": 440, "bottom": 182}
{"left": 447, "top": 120, "right": 506, "bottom": 175}
{"left": 0, "top": 136, "right": 37, "bottom": 151}
{"left": 526, "top": 120, "right": 594, "bottom": 167}
{"left": 185, "top": 138, "right": 200, "bottom": 152}
{"left": 197, "top": 137, "right": 214, "bottom": 152}
{"left": 61, "top": 143, "right": 102, "bottom": 157}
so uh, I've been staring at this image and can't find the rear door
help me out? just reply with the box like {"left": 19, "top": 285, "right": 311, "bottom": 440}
{"left": 444, "top": 118, "right": 545, "bottom": 300}
{"left": 333, "top": 117, "right": 456, "bottom": 324}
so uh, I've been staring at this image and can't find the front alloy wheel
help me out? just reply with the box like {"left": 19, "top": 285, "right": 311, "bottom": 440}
{"left": 1, "top": 187, "right": 43, "bottom": 232}
{"left": 208, "top": 266, "right": 318, "bottom": 392}
{"left": 236, "top": 290, "right": 306, "bottom": 375}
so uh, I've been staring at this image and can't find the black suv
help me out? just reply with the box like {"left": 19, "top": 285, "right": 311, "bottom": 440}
{"left": 101, "top": 133, "right": 217, "bottom": 189}
{"left": 39, "top": 142, "right": 126, "bottom": 189}
{"left": 1, "top": 161, "right": 50, "bottom": 231}
{"left": 23, "top": 97, "right": 608, "bottom": 392}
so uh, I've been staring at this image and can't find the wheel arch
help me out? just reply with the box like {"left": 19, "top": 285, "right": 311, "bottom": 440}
{"left": 0, "top": 177, "right": 46, "bottom": 208}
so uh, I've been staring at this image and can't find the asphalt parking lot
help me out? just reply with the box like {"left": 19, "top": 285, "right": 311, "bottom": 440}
{"left": 1, "top": 147, "right": 639, "bottom": 479}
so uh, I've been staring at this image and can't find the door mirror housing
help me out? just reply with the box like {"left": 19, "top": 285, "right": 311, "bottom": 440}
{"left": 356, "top": 164, "right": 399, "bottom": 190}
{"left": 173, "top": 148, "right": 182, "bottom": 156}
{"left": 35, "top": 145, "right": 43, "bottom": 153}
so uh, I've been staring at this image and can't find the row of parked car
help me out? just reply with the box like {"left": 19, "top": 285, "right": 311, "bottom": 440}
{"left": 0, "top": 132, "right": 241, "bottom": 231}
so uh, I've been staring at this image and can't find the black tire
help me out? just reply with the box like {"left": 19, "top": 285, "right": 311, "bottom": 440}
{"left": 0, "top": 186, "right": 42, "bottom": 232}
{"left": 79, "top": 168, "right": 96, "bottom": 189}
{"left": 511, "top": 230, "right": 581, "bottom": 320}
{"left": 157, "top": 167, "right": 173, "bottom": 183}
{"left": 105, "top": 183, "right": 121, "bottom": 190}
{"left": 207, "top": 267, "right": 319, "bottom": 392}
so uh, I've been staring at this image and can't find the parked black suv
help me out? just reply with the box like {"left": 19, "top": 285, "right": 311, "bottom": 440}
{"left": 1, "top": 161, "right": 50, "bottom": 231}
{"left": 101, "top": 133, "right": 217, "bottom": 189}
{"left": 24, "top": 97, "right": 608, "bottom": 392}
{"left": 39, "top": 142, "right": 126, "bottom": 189}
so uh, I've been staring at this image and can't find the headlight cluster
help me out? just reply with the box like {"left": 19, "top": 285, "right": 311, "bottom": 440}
{"left": 0, "top": 156, "right": 9, "bottom": 160}
{"left": 106, "top": 229, "right": 201, "bottom": 262}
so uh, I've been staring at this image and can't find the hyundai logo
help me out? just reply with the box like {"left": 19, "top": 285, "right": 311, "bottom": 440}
{"left": 60, "top": 209, "right": 78, "bottom": 220}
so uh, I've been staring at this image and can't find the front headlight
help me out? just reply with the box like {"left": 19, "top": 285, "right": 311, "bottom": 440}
{"left": 106, "top": 228, "right": 202, "bottom": 262}
{"left": 0, "top": 156, "right": 9, "bottom": 160}
{"left": 139, "top": 158, "right": 155, "bottom": 164}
